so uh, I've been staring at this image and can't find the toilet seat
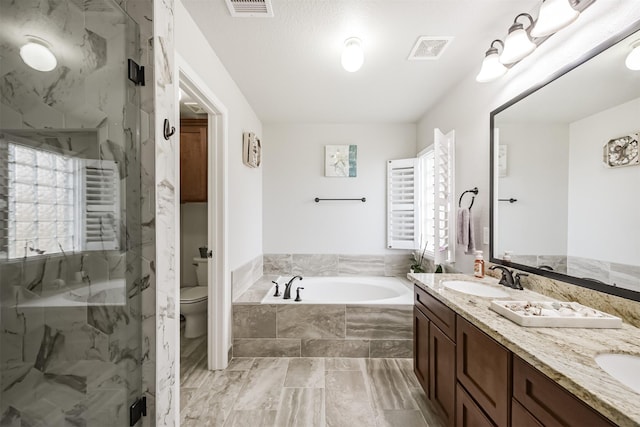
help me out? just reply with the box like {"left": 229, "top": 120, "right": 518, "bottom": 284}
{"left": 180, "top": 286, "right": 207, "bottom": 303}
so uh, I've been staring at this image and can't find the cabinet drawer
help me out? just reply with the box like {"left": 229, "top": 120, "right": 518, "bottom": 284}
{"left": 513, "top": 356, "right": 616, "bottom": 427}
{"left": 456, "top": 383, "right": 495, "bottom": 427}
{"left": 456, "top": 316, "right": 510, "bottom": 427}
{"left": 415, "top": 285, "right": 456, "bottom": 340}
{"left": 511, "top": 398, "right": 543, "bottom": 427}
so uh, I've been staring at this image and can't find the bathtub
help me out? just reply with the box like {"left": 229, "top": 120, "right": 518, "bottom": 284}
{"left": 260, "top": 276, "right": 413, "bottom": 305}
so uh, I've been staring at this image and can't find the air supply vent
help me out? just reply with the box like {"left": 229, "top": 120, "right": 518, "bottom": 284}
{"left": 408, "top": 36, "right": 453, "bottom": 60}
{"left": 225, "top": 0, "right": 274, "bottom": 17}
{"left": 184, "top": 102, "right": 206, "bottom": 114}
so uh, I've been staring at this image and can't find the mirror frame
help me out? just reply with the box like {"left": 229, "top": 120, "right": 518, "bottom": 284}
{"left": 489, "top": 20, "right": 640, "bottom": 303}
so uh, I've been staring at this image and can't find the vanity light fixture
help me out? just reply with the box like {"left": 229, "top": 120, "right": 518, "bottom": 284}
{"left": 476, "top": 40, "right": 508, "bottom": 83}
{"left": 625, "top": 40, "right": 640, "bottom": 71}
{"left": 530, "top": 0, "right": 580, "bottom": 38}
{"left": 19, "top": 38, "right": 57, "bottom": 72}
{"left": 341, "top": 37, "right": 364, "bottom": 72}
{"left": 500, "top": 13, "right": 536, "bottom": 64}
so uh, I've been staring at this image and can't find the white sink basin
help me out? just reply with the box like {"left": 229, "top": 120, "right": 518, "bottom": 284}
{"left": 442, "top": 280, "right": 510, "bottom": 298}
{"left": 594, "top": 353, "right": 640, "bottom": 394}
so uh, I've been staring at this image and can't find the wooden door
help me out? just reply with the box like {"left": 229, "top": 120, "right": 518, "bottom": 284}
{"left": 430, "top": 322, "right": 456, "bottom": 426}
{"left": 180, "top": 119, "right": 208, "bottom": 203}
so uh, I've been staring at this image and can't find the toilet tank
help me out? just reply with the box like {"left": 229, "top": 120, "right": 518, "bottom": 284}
{"left": 194, "top": 257, "right": 208, "bottom": 286}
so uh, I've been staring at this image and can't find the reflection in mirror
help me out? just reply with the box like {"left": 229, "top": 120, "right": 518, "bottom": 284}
{"left": 490, "top": 24, "right": 640, "bottom": 301}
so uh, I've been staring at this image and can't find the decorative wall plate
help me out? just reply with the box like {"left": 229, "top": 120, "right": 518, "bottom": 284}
{"left": 603, "top": 131, "right": 639, "bottom": 168}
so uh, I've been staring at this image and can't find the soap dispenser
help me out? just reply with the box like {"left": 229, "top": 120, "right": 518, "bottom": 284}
{"left": 474, "top": 250, "right": 485, "bottom": 278}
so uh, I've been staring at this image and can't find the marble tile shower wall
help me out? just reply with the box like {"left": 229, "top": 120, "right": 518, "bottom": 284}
{"left": 0, "top": 0, "right": 151, "bottom": 425}
{"left": 264, "top": 253, "right": 413, "bottom": 277}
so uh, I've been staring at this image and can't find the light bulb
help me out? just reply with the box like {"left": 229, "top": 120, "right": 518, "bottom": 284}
{"left": 625, "top": 41, "right": 640, "bottom": 71}
{"left": 341, "top": 38, "right": 364, "bottom": 72}
{"left": 531, "top": 0, "right": 579, "bottom": 38}
{"left": 20, "top": 41, "right": 57, "bottom": 72}
{"left": 476, "top": 41, "right": 507, "bottom": 83}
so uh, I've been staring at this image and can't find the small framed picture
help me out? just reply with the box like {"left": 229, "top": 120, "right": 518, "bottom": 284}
{"left": 243, "top": 132, "right": 261, "bottom": 168}
{"left": 325, "top": 144, "right": 357, "bottom": 177}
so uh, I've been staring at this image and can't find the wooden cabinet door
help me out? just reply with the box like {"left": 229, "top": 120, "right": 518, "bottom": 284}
{"left": 180, "top": 119, "right": 207, "bottom": 203}
{"left": 414, "top": 307, "right": 430, "bottom": 394}
{"left": 430, "top": 322, "right": 456, "bottom": 427}
{"left": 456, "top": 383, "right": 495, "bottom": 427}
{"left": 456, "top": 316, "right": 510, "bottom": 427}
{"left": 513, "top": 356, "right": 616, "bottom": 427}
{"left": 511, "top": 398, "right": 543, "bottom": 427}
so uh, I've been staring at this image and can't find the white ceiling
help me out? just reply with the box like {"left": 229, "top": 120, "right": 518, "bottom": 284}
{"left": 182, "top": 0, "right": 540, "bottom": 124}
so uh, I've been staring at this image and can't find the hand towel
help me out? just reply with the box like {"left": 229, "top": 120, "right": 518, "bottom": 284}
{"left": 457, "top": 207, "right": 476, "bottom": 255}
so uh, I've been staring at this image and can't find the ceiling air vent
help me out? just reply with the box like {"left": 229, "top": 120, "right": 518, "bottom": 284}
{"left": 408, "top": 36, "right": 453, "bottom": 60}
{"left": 225, "top": 0, "right": 274, "bottom": 17}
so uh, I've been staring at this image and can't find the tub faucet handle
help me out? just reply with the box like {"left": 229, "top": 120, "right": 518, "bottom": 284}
{"left": 272, "top": 281, "right": 281, "bottom": 297}
{"left": 294, "top": 287, "right": 304, "bottom": 302}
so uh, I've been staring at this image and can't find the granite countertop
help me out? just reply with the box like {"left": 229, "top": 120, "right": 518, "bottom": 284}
{"left": 408, "top": 273, "right": 640, "bottom": 427}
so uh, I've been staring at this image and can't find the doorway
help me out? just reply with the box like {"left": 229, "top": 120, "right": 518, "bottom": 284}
{"left": 177, "top": 57, "right": 230, "bottom": 371}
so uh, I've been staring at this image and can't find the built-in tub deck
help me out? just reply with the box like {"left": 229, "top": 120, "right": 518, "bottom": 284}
{"left": 232, "top": 275, "right": 414, "bottom": 358}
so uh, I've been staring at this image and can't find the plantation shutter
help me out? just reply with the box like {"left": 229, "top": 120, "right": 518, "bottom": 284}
{"left": 433, "top": 128, "right": 455, "bottom": 264}
{"left": 387, "top": 158, "right": 419, "bottom": 250}
{"left": 79, "top": 159, "right": 120, "bottom": 251}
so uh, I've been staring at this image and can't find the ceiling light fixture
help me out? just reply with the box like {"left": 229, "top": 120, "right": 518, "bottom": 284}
{"left": 19, "top": 39, "right": 57, "bottom": 72}
{"left": 476, "top": 40, "right": 508, "bottom": 83}
{"left": 625, "top": 40, "right": 640, "bottom": 71}
{"left": 341, "top": 37, "right": 364, "bottom": 72}
{"left": 500, "top": 13, "right": 536, "bottom": 65}
{"left": 530, "top": 0, "right": 580, "bottom": 38}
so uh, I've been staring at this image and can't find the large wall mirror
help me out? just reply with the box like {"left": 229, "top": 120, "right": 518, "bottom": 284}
{"left": 490, "top": 22, "right": 640, "bottom": 302}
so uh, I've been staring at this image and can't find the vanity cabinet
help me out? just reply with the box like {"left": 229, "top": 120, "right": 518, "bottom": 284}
{"left": 414, "top": 286, "right": 457, "bottom": 426}
{"left": 456, "top": 317, "right": 510, "bottom": 427}
{"left": 180, "top": 118, "right": 208, "bottom": 203}
{"left": 512, "top": 356, "right": 616, "bottom": 427}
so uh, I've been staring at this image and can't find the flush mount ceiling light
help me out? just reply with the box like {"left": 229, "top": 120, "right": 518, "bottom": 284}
{"left": 476, "top": 40, "right": 508, "bottom": 83}
{"left": 530, "top": 0, "right": 580, "bottom": 38}
{"left": 341, "top": 37, "right": 364, "bottom": 72}
{"left": 19, "top": 38, "right": 57, "bottom": 72}
{"left": 500, "top": 13, "right": 536, "bottom": 65}
{"left": 625, "top": 40, "right": 640, "bottom": 71}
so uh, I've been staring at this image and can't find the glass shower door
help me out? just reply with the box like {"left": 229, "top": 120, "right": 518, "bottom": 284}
{"left": 0, "top": 0, "right": 143, "bottom": 425}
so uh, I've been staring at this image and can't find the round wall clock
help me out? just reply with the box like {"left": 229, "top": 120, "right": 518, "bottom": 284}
{"left": 603, "top": 132, "right": 639, "bottom": 168}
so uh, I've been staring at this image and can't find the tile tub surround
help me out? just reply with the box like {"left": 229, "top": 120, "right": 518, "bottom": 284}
{"left": 232, "top": 277, "right": 413, "bottom": 358}
{"left": 409, "top": 273, "right": 640, "bottom": 427}
{"left": 264, "top": 253, "right": 413, "bottom": 277}
{"left": 231, "top": 254, "right": 264, "bottom": 300}
{"left": 180, "top": 333, "right": 439, "bottom": 427}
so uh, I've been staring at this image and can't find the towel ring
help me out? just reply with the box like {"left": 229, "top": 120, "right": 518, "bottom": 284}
{"left": 458, "top": 187, "right": 479, "bottom": 209}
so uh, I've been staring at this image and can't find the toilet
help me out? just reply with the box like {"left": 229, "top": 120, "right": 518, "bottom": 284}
{"left": 180, "top": 257, "right": 208, "bottom": 338}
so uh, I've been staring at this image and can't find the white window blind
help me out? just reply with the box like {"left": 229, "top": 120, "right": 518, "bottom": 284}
{"left": 387, "top": 158, "right": 419, "bottom": 249}
{"left": 2, "top": 138, "right": 120, "bottom": 259}
{"left": 387, "top": 129, "right": 455, "bottom": 265}
{"left": 79, "top": 159, "right": 120, "bottom": 251}
{"left": 433, "top": 128, "right": 455, "bottom": 265}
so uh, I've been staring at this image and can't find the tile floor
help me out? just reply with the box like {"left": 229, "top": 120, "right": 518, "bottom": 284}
{"left": 180, "top": 333, "right": 444, "bottom": 426}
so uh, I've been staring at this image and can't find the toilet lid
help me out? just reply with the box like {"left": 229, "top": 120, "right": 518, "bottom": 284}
{"left": 180, "top": 286, "right": 207, "bottom": 303}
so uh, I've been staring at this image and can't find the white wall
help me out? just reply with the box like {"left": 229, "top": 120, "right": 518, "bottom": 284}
{"left": 263, "top": 123, "right": 416, "bottom": 254}
{"left": 180, "top": 203, "right": 207, "bottom": 286}
{"left": 176, "top": 0, "right": 263, "bottom": 271}
{"left": 495, "top": 123, "right": 569, "bottom": 257}
{"left": 568, "top": 97, "right": 640, "bottom": 265}
{"left": 416, "top": 1, "right": 640, "bottom": 273}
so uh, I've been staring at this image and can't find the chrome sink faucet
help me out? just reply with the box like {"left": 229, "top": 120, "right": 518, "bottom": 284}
{"left": 489, "top": 266, "right": 527, "bottom": 290}
{"left": 283, "top": 276, "right": 303, "bottom": 299}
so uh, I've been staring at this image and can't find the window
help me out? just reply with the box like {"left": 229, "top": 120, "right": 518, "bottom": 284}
{"left": 1, "top": 138, "right": 120, "bottom": 259}
{"left": 387, "top": 128, "right": 455, "bottom": 265}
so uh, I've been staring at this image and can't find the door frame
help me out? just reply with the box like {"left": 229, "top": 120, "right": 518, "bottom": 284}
{"left": 177, "top": 54, "right": 230, "bottom": 370}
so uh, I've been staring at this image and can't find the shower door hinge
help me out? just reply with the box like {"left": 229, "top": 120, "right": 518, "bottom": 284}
{"left": 129, "top": 396, "right": 147, "bottom": 426}
{"left": 128, "top": 59, "right": 145, "bottom": 86}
